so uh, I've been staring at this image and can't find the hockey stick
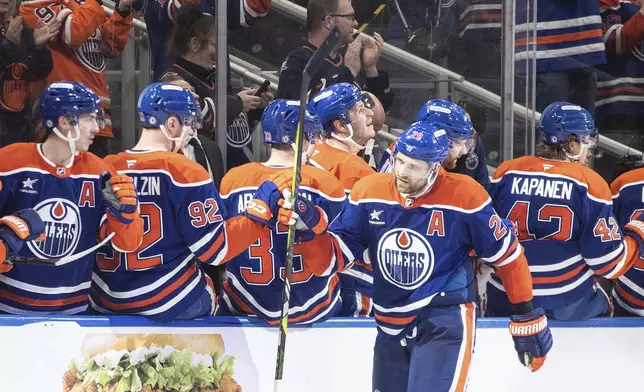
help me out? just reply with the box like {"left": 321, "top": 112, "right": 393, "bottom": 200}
{"left": 5, "top": 232, "right": 116, "bottom": 267}
{"left": 273, "top": 27, "right": 341, "bottom": 392}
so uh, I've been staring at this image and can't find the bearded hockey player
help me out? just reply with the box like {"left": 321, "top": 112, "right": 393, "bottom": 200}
{"left": 0, "top": 81, "right": 143, "bottom": 314}
{"left": 285, "top": 122, "right": 553, "bottom": 391}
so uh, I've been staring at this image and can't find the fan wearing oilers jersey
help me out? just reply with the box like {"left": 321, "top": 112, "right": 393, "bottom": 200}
{"left": 378, "top": 99, "right": 482, "bottom": 187}
{"left": 487, "top": 102, "right": 644, "bottom": 321}
{"left": 306, "top": 82, "right": 377, "bottom": 317}
{"left": 284, "top": 122, "right": 553, "bottom": 392}
{"left": 218, "top": 99, "right": 346, "bottom": 324}
{"left": 90, "top": 83, "right": 291, "bottom": 321}
{"left": 0, "top": 81, "right": 144, "bottom": 315}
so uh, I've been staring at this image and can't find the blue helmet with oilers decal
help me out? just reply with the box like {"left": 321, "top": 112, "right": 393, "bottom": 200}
{"left": 137, "top": 82, "right": 202, "bottom": 129}
{"left": 539, "top": 102, "right": 596, "bottom": 146}
{"left": 416, "top": 99, "right": 474, "bottom": 140}
{"left": 262, "top": 99, "right": 323, "bottom": 145}
{"left": 394, "top": 121, "right": 450, "bottom": 164}
{"left": 307, "top": 83, "right": 366, "bottom": 134}
{"left": 40, "top": 81, "right": 104, "bottom": 133}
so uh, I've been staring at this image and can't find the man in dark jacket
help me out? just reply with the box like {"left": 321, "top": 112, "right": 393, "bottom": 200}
{"left": 277, "top": 0, "right": 394, "bottom": 111}
{"left": 0, "top": 5, "right": 58, "bottom": 146}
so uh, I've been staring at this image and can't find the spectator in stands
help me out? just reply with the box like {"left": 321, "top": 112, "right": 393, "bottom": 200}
{"left": 592, "top": 0, "right": 644, "bottom": 180}
{"left": 277, "top": 0, "right": 394, "bottom": 112}
{"left": 164, "top": 4, "right": 272, "bottom": 170}
{"left": 0, "top": 1, "right": 58, "bottom": 146}
{"left": 135, "top": 0, "right": 271, "bottom": 82}
{"left": 514, "top": 0, "right": 606, "bottom": 117}
{"left": 20, "top": 0, "right": 134, "bottom": 157}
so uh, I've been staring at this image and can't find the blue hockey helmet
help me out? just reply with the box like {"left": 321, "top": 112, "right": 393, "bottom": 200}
{"left": 137, "top": 82, "right": 202, "bottom": 129}
{"left": 416, "top": 99, "right": 474, "bottom": 140}
{"left": 539, "top": 102, "right": 597, "bottom": 147}
{"left": 394, "top": 122, "right": 450, "bottom": 164}
{"left": 307, "top": 83, "right": 366, "bottom": 134}
{"left": 262, "top": 99, "right": 323, "bottom": 145}
{"left": 40, "top": 81, "right": 105, "bottom": 133}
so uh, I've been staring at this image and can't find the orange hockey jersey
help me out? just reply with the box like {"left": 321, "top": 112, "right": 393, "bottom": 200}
{"left": 309, "top": 140, "right": 376, "bottom": 193}
{"left": 20, "top": 0, "right": 133, "bottom": 138}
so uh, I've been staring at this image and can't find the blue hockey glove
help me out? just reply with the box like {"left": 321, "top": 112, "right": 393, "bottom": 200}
{"left": 101, "top": 171, "right": 139, "bottom": 224}
{"left": 0, "top": 209, "right": 46, "bottom": 272}
{"left": 243, "top": 173, "right": 292, "bottom": 228}
{"left": 509, "top": 308, "right": 553, "bottom": 372}
{"left": 278, "top": 196, "right": 328, "bottom": 242}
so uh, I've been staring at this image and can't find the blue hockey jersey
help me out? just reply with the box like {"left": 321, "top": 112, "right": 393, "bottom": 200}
{"left": 515, "top": 0, "right": 606, "bottom": 72}
{"left": 490, "top": 156, "right": 635, "bottom": 311}
{"left": 219, "top": 162, "right": 346, "bottom": 324}
{"left": 596, "top": 0, "right": 644, "bottom": 120}
{"left": 0, "top": 143, "right": 142, "bottom": 315}
{"left": 301, "top": 170, "right": 530, "bottom": 338}
{"left": 610, "top": 168, "right": 644, "bottom": 316}
{"left": 90, "top": 150, "right": 264, "bottom": 321}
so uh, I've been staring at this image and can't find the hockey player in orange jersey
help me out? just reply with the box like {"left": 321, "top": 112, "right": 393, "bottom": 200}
{"left": 0, "top": 81, "right": 143, "bottom": 314}
{"left": 218, "top": 99, "right": 347, "bottom": 324}
{"left": 488, "top": 102, "right": 644, "bottom": 320}
{"left": 90, "top": 83, "right": 291, "bottom": 321}
{"left": 306, "top": 82, "right": 378, "bottom": 317}
{"left": 20, "top": 0, "right": 134, "bottom": 156}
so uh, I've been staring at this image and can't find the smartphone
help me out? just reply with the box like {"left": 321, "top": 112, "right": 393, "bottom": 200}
{"left": 254, "top": 80, "right": 271, "bottom": 97}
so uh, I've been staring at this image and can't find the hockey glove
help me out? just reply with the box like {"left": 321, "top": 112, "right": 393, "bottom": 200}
{"left": 243, "top": 180, "right": 288, "bottom": 228}
{"left": 101, "top": 172, "right": 139, "bottom": 224}
{"left": 0, "top": 209, "right": 46, "bottom": 273}
{"left": 624, "top": 218, "right": 644, "bottom": 260}
{"left": 278, "top": 196, "right": 328, "bottom": 242}
{"left": 509, "top": 308, "right": 553, "bottom": 372}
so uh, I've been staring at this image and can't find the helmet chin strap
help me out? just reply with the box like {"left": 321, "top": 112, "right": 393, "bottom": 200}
{"left": 53, "top": 124, "right": 81, "bottom": 158}
{"left": 291, "top": 141, "right": 314, "bottom": 165}
{"left": 160, "top": 124, "right": 188, "bottom": 153}
{"left": 565, "top": 144, "right": 588, "bottom": 162}
{"left": 332, "top": 123, "right": 367, "bottom": 152}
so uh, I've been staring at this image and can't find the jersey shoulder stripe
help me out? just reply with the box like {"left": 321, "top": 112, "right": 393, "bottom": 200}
{"left": 611, "top": 168, "right": 644, "bottom": 197}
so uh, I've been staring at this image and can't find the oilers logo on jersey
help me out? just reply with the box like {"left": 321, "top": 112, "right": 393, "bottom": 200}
{"left": 26, "top": 198, "right": 81, "bottom": 259}
{"left": 77, "top": 29, "right": 106, "bottom": 73}
{"left": 377, "top": 229, "right": 435, "bottom": 290}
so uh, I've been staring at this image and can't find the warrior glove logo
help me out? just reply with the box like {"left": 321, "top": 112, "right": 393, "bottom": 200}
{"left": 27, "top": 198, "right": 82, "bottom": 259}
{"left": 377, "top": 228, "right": 434, "bottom": 290}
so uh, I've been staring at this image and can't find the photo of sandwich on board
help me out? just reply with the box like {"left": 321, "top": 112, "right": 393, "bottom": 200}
{"left": 62, "top": 333, "right": 241, "bottom": 392}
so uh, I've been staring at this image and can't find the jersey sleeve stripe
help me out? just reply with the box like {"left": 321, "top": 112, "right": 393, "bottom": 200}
{"left": 595, "top": 242, "right": 629, "bottom": 279}
{"left": 494, "top": 241, "right": 522, "bottom": 267}
{"left": 197, "top": 232, "right": 226, "bottom": 264}
{"left": 330, "top": 232, "right": 357, "bottom": 263}
{"left": 585, "top": 243, "right": 624, "bottom": 266}
{"left": 189, "top": 222, "right": 223, "bottom": 254}
{"left": 480, "top": 232, "right": 512, "bottom": 263}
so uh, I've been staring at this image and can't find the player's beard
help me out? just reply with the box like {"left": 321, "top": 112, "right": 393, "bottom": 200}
{"left": 395, "top": 175, "right": 428, "bottom": 197}
{"left": 442, "top": 156, "right": 458, "bottom": 170}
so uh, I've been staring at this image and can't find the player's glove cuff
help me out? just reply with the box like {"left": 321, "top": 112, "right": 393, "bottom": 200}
{"left": 509, "top": 308, "right": 553, "bottom": 372}
{"left": 243, "top": 199, "right": 275, "bottom": 228}
{"left": 0, "top": 209, "right": 46, "bottom": 252}
{"left": 625, "top": 219, "right": 644, "bottom": 259}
